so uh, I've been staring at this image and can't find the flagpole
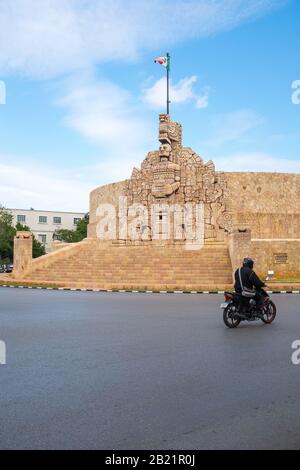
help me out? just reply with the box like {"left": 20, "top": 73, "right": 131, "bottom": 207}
{"left": 166, "top": 52, "right": 170, "bottom": 115}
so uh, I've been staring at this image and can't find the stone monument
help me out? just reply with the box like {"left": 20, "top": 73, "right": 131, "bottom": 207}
{"left": 12, "top": 114, "right": 300, "bottom": 288}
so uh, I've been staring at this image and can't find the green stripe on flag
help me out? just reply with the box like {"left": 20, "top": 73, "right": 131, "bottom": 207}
{"left": 166, "top": 53, "right": 170, "bottom": 71}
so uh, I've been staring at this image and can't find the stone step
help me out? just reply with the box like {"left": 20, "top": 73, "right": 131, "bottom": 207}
{"left": 21, "top": 240, "right": 233, "bottom": 288}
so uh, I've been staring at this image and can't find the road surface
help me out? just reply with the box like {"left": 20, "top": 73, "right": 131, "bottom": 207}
{"left": 0, "top": 288, "right": 299, "bottom": 449}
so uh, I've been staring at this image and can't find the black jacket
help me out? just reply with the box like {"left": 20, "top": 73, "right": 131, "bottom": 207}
{"left": 234, "top": 266, "right": 265, "bottom": 293}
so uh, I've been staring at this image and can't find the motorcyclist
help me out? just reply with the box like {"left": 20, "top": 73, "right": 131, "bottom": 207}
{"left": 234, "top": 257, "right": 266, "bottom": 312}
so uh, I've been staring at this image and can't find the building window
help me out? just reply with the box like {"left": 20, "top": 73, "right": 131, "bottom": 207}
{"left": 53, "top": 216, "right": 61, "bottom": 224}
{"left": 38, "top": 234, "right": 47, "bottom": 244}
{"left": 17, "top": 215, "right": 26, "bottom": 223}
{"left": 74, "top": 217, "right": 81, "bottom": 225}
{"left": 39, "top": 216, "right": 47, "bottom": 224}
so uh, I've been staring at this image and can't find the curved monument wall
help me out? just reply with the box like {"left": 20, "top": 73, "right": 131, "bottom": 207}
{"left": 223, "top": 172, "right": 300, "bottom": 238}
{"left": 88, "top": 180, "right": 127, "bottom": 238}
{"left": 88, "top": 171, "right": 300, "bottom": 240}
{"left": 86, "top": 114, "right": 300, "bottom": 279}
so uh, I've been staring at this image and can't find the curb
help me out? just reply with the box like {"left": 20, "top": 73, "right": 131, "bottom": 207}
{"left": 0, "top": 285, "right": 300, "bottom": 294}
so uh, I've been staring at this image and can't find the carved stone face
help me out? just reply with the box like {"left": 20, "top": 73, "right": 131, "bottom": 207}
{"left": 159, "top": 114, "right": 170, "bottom": 123}
{"left": 159, "top": 143, "right": 172, "bottom": 161}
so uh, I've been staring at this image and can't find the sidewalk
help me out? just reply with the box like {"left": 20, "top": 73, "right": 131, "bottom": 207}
{"left": 1, "top": 272, "right": 300, "bottom": 292}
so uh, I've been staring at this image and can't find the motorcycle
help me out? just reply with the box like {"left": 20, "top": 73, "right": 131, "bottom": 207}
{"left": 221, "top": 287, "right": 277, "bottom": 328}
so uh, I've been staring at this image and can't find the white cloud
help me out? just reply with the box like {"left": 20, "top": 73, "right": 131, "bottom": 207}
{"left": 0, "top": 147, "right": 153, "bottom": 211}
{"left": 55, "top": 74, "right": 156, "bottom": 185}
{"left": 205, "top": 109, "right": 264, "bottom": 147}
{"left": 0, "top": 158, "right": 91, "bottom": 212}
{"left": 142, "top": 75, "right": 209, "bottom": 109}
{"left": 196, "top": 87, "right": 210, "bottom": 109}
{"left": 142, "top": 76, "right": 194, "bottom": 108}
{"left": 83, "top": 157, "right": 144, "bottom": 186}
{"left": 0, "top": 0, "right": 289, "bottom": 210}
{"left": 0, "top": 0, "right": 285, "bottom": 79}
{"left": 58, "top": 75, "right": 151, "bottom": 148}
{"left": 214, "top": 152, "right": 300, "bottom": 173}
{"left": 0, "top": 72, "right": 162, "bottom": 211}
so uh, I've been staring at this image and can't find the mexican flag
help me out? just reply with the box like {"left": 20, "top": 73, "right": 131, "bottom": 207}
{"left": 154, "top": 54, "right": 170, "bottom": 71}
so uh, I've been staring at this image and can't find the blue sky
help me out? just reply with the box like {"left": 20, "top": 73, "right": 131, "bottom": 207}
{"left": 0, "top": 0, "right": 299, "bottom": 211}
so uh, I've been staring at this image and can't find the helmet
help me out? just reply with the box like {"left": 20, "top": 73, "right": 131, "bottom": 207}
{"left": 243, "top": 257, "right": 254, "bottom": 269}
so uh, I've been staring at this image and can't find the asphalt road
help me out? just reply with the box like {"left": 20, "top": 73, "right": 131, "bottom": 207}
{"left": 0, "top": 288, "right": 300, "bottom": 450}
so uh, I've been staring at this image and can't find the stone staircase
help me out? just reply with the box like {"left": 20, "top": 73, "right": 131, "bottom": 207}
{"left": 19, "top": 239, "right": 233, "bottom": 289}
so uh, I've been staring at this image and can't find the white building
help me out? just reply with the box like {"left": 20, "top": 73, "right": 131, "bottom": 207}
{"left": 9, "top": 208, "right": 86, "bottom": 253}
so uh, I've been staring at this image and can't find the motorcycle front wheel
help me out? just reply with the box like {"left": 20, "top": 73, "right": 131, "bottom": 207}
{"left": 261, "top": 300, "right": 277, "bottom": 324}
{"left": 223, "top": 303, "right": 241, "bottom": 328}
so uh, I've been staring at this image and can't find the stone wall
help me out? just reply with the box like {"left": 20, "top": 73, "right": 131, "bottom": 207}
{"left": 223, "top": 172, "right": 300, "bottom": 238}
{"left": 89, "top": 172, "right": 300, "bottom": 242}
{"left": 88, "top": 117, "right": 300, "bottom": 246}
{"left": 228, "top": 230, "right": 252, "bottom": 279}
{"left": 228, "top": 229, "right": 300, "bottom": 278}
{"left": 88, "top": 180, "right": 127, "bottom": 238}
{"left": 86, "top": 115, "right": 300, "bottom": 280}
{"left": 87, "top": 173, "right": 300, "bottom": 277}
{"left": 251, "top": 240, "right": 300, "bottom": 278}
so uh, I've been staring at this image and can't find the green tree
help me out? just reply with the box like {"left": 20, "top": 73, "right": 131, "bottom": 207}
{"left": 54, "top": 228, "right": 78, "bottom": 243}
{"left": 0, "top": 205, "right": 46, "bottom": 263}
{"left": 74, "top": 217, "right": 88, "bottom": 239}
{"left": 0, "top": 206, "right": 15, "bottom": 263}
{"left": 16, "top": 223, "right": 46, "bottom": 258}
{"left": 54, "top": 215, "right": 88, "bottom": 243}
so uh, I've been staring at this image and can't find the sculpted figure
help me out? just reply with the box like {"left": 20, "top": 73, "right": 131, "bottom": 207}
{"left": 124, "top": 114, "right": 232, "bottom": 238}
{"left": 158, "top": 114, "right": 182, "bottom": 156}
{"left": 151, "top": 142, "right": 180, "bottom": 198}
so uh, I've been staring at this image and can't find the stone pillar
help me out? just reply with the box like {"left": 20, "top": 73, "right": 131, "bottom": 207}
{"left": 13, "top": 231, "right": 33, "bottom": 278}
{"left": 228, "top": 227, "right": 252, "bottom": 279}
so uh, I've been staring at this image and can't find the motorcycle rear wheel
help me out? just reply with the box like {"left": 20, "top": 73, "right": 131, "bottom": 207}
{"left": 261, "top": 300, "right": 276, "bottom": 324}
{"left": 223, "top": 303, "right": 241, "bottom": 328}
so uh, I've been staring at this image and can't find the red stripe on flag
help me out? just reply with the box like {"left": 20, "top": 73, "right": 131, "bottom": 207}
{"left": 154, "top": 57, "right": 166, "bottom": 65}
